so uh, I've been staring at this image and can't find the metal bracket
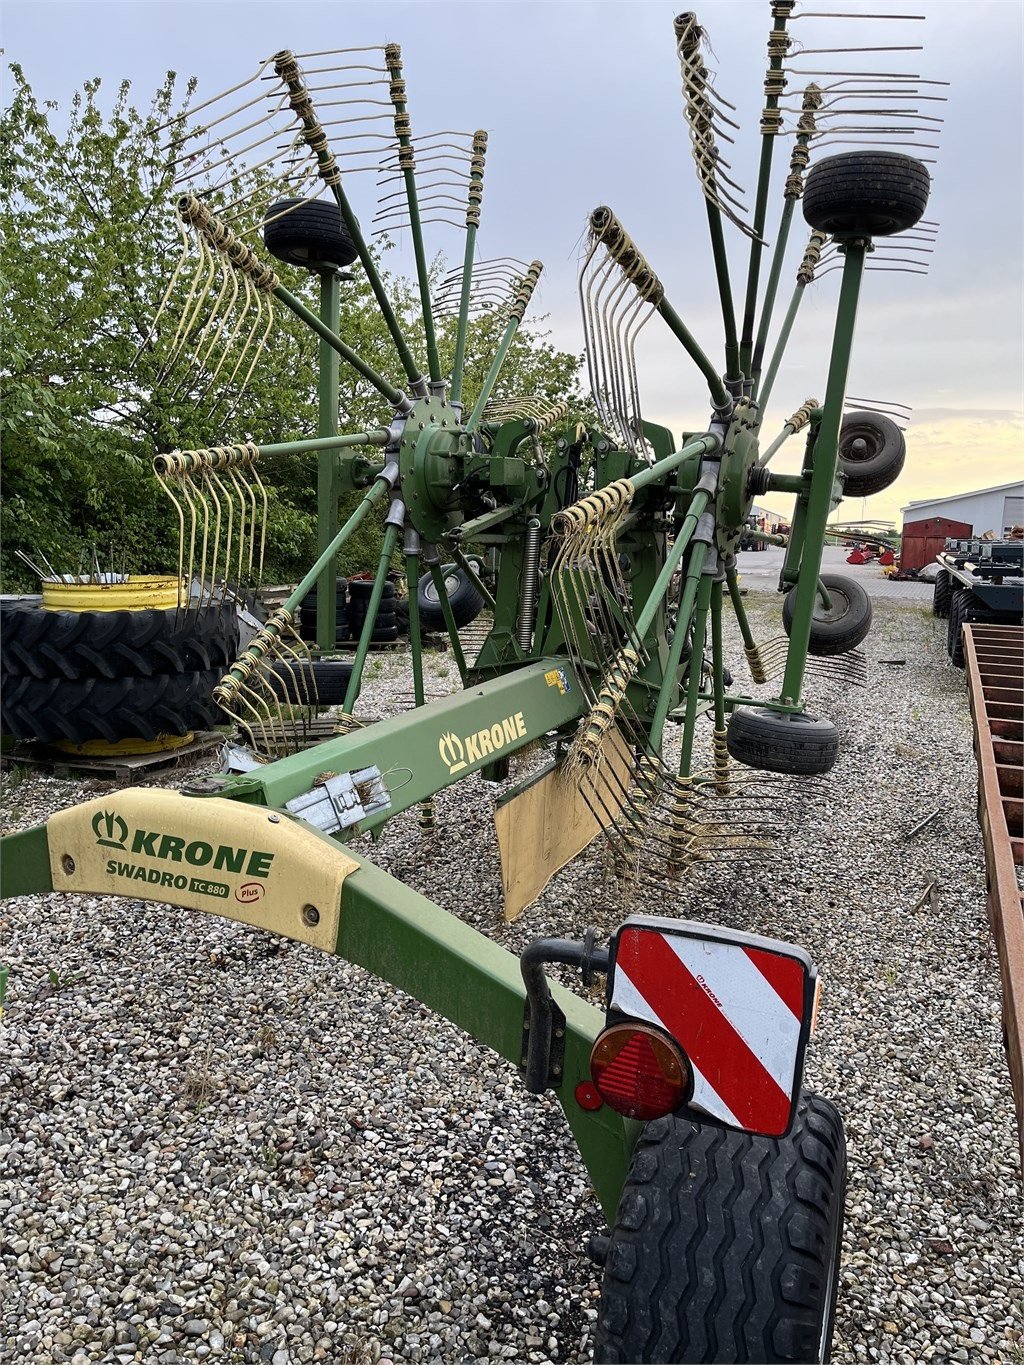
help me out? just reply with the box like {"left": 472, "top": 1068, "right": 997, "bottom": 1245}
{"left": 519, "top": 932, "right": 610, "bottom": 1093}
{"left": 285, "top": 766, "right": 391, "bottom": 835}
{"left": 521, "top": 996, "right": 566, "bottom": 1092}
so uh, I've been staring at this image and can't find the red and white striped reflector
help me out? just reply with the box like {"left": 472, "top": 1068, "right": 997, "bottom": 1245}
{"left": 610, "top": 920, "right": 815, "bottom": 1137}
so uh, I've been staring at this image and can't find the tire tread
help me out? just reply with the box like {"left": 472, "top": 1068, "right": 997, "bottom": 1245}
{"left": 594, "top": 1094, "right": 846, "bottom": 1363}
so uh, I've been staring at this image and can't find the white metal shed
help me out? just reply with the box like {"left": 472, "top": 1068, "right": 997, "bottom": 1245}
{"left": 901, "top": 481, "right": 1024, "bottom": 537}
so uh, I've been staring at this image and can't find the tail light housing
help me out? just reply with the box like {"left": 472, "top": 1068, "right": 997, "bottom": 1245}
{"left": 589, "top": 1021, "right": 690, "bottom": 1120}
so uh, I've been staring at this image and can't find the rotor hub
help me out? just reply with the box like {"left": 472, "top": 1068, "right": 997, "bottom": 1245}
{"left": 398, "top": 396, "right": 472, "bottom": 539}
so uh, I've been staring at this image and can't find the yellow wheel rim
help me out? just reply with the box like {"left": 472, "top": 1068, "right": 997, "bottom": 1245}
{"left": 52, "top": 732, "right": 196, "bottom": 757}
{"left": 42, "top": 575, "right": 185, "bottom": 613}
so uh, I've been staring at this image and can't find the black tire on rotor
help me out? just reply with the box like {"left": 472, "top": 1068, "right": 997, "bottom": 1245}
{"left": 837, "top": 412, "right": 906, "bottom": 498}
{"left": 782, "top": 573, "right": 872, "bottom": 656}
{"left": 418, "top": 565, "right": 485, "bottom": 631}
{"left": 932, "top": 570, "right": 952, "bottom": 619}
{"left": 727, "top": 706, "right": 840, "bottom": 776}
{"left": 262, "top": 198, "right": 358, "bottom": 270}
{"left": 802, "top": 151, "right": 930, "bottom": 238}
{"left": 1, "top": 670, "right": 224, "bottom": 745}
{"left": 265, "top": 659, "right": 354, "bottom": 707}
{"left": 0, "top": 600, "right": 239, "bottom": 681}
{"left": 593, "top": 1092, "right": 846, "bottom": 1364}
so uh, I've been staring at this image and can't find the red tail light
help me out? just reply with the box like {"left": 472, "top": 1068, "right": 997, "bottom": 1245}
{"left": 590, "top": 1022, "right": 689, "bottom": 1121}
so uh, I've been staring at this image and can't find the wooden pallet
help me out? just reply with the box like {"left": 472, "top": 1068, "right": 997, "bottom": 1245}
{"left": 964, "top": 623, "right": 1024, "bottom": 1164}
{"left": 2, "top": 730, "right": 226, "bottom": 782}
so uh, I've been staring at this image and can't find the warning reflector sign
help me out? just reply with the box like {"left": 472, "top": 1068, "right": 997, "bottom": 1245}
{"left": 610, "top": 919, "right": 815, "bottom": 1137}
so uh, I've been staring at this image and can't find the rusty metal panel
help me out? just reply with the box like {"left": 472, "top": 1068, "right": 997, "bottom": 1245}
{"left": 964, "top": 623, "right": 1024, "bottom": 1163}
{"left": 900, "top": 516, "right": 972, "bottom": 571}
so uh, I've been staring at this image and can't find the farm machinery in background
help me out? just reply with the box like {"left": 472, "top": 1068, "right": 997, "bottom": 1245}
{"left": 2, "top": 5, "right": 944, "bottom": 1360}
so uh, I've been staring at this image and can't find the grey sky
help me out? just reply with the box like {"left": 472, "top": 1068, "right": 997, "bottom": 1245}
{"left": 5, "top": 0, "right": 1023, "bottom": 522}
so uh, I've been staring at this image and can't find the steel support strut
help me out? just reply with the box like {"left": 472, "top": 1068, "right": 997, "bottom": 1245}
{"left": 316, "top": 269, "right": 341, "bottom": 652}
{"left": 780, "top": 241, "right": 867, "bottom": 704}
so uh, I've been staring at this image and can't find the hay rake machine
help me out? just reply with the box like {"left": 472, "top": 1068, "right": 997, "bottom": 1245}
{"left": 3, "top": 6, "right": 943, "bottom": 1360}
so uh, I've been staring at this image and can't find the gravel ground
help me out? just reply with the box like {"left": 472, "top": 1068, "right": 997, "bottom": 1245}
{"left": 1, "top": 594, "right": 1021, "bottom": 1365}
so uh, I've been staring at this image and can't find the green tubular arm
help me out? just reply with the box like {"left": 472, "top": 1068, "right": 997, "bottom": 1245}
{"left": 384, "top": 46, "right": 442, "bottom": 386}
{"left": 677, "top": 560, "right": 714, "bottom": 777}
{"left": 705, "top": 202, "right": 742, "bottom": 386}
{"left": 272, "top": 54, "right": 423, "bottom": 388}
{"left": 272, "top": 282, "right": 410, "bottom": 411}
{"left": 448, "top": 548, "right": 497, "bottom": 613}
{"left": 739, "top": 5, "right": 793, "bottom": 379}
{"left": 630, "top": 482, "right": 715, "bottom": 646}
{"left": 780, "top": 243, "right": 867, "bottom": 703}
{"left": 247, "top": 431, "right": 390, "bottom": 458}
{"left": 657, "top": 299, "right": 730, "bottom": 411}
{"left": 649, "top": 537, "right": 710, "bottom": 749}
{"left": 756, "top": 281, "right": 804, "bottom": 411}
{"left": 628, "top": 433, "right": 722, "bottom": 494}
{"left": 342, "top": 520, "right": 403, "bottom": 714}
{"left": 288, "top": 474, "right": 393, "bottom": 614}
{"left": 750, "top": 195, "right": 797, "bottom": 391}
{"left": 316, "top": 270, "right": 342, "bottom": 653}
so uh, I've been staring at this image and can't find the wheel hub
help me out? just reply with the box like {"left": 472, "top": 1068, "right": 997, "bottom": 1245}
{"left": 398, "top": 396, "right": 472, "bottom": 540}
{"left": 716, "top": 399, "right": 760, "bottom": 556}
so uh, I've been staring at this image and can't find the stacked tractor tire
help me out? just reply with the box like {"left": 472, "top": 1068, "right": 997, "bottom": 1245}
{"left": 0, "top": 590, "right": 237, "bottom": 750}
{"left": 297, "top": 576, "right": 398, "bottom": 644}
{"left": 298, "top": 568, "right": 485, "bottom": 646}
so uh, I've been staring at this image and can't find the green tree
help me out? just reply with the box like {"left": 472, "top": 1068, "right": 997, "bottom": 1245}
{"left": 0, "top": 65, "right": 590, "bottom": 590}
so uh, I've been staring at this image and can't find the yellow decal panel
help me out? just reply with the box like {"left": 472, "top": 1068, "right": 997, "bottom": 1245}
{"left": 47, "top": 790, "right": 357, "bottom": 953}
{"left": 544, "top": 667, "right": 571, "bottom": 696}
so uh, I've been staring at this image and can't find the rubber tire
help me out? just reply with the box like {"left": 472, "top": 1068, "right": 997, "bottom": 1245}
{"left": 932, "top": 570, "right": 952, "bottom": 619}
{"left": 1, "top": 670, "right": 224, "bottom": 745}
{"left": 782, "top": 574, "right": 872, "bottom": 657}
{"left": 0, "top": 600, "right": 239, "bottom": 681}
{"left": 348, "top": 610, "right": 396, "bottom": 632}
{"left": 418, "top": 565, "right": 485, "bottom": 631}
{"left": 262, "top": 198, "right": 358, "bottom": 270}
{"left": 266, "top": 659, "right": 354, "bottom": 706}
{"left": 299, "top": 606, "right": 352, "bottom": 644}
{"left": 395, "top": 597, "right": 410, "bottom": 633}
{"left": 802, "top": 151, "right": 930, "bottom": 237}
{"left": 593, "top": 1093, "right": 846, "bottom": 1364}
{"left": 347, "top": 579, "right": 397, "bottom": 603}
{"left": 837, "top": 412, "right": 906, "bottom": 497}
{"left": 947, "top": 588, "right": 978, "bottom": 668}
{"left": 727, "top": 707, "right": 840, "bottom": 776}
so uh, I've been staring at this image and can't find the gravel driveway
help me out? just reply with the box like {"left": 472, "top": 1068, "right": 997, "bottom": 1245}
{"left": 1, "top": 593, "right": 1020, "bottom": 1365}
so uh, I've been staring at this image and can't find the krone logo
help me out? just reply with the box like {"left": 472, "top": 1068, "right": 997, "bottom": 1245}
{"left": 92, "top": 810, "right": 128, "bottom": 849}
{"left": 438, "top": 711, "right": 528, "bottom": 774}
{"left": 438, "top": 731, "right": 467, "bottom": 775}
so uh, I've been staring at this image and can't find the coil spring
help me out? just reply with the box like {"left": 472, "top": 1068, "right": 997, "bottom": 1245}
{"left": 516, "top": 519, "right": 542, "bottom": 651}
